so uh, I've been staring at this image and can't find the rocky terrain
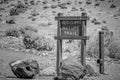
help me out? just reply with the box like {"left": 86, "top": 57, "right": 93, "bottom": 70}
{"left": 0, "top": 0, "right": 120, "bottom": 80}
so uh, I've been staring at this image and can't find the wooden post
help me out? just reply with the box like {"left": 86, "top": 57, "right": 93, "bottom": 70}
{"left": 99, "top": 31, "right": 104, "bottom": 74}
{"left": 56, "top": 13, "right": 62, "bottom": 77}
{"left": 81, "top": 13, "right": 87, "bottom": 66}
{"left": 56, "top": 39, "right": 62, "bottom": 76}
{"left": 81, "top": 39, "right": 86, "bottom": 66}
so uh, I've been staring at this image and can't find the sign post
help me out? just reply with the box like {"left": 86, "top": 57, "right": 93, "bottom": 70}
{"left": 99, "top": 31, "right": 105, "bottom": 74}
{"left": 54, "top": 13, "right": 89, "bottom": 79}
{"left": 97, "top": 31, "right": 105, "bottom": 74}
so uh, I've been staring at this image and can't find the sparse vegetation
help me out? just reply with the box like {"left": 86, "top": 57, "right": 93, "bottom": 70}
{"left": 9, "top": 1, "right": 28, "bottom": 16}
{"left": 23, "top": 35, "right": 54, "bottom": 51}
{"left": 110, "top": 4, "right": 116, "bottom": 8}
{"left": 0, "top": 0, "right": 120, "bottom": 79}
{"left": 10, "top": 8, "right": 19, "bottom": 16}
{"left": 91, "top": 18, "right": 101, "bottom": 25}
{"left": 6, "top": 19, "right": 15, "bottom": 24}
{"left": 86, "top": 1, "right": 92, "bottom": 5}
{"left": 5, "top": 28, "right": 20, "bottom": 37}
{"left": 108, "top": 40, "right": 120, "bottom": 59}
{"left": 87, "top": 26, "right": 113, "bottom": 58}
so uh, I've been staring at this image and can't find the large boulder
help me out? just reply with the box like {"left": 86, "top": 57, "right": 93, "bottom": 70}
{"left": 59, "top": 58, "right": 86, "bottom": 80}
{"left": 58, "top": 57, "right": 98, "bottom": 80}
{"left": 9, "top": 59, "right": 39, "bottom": 79}
{"left": 85, "top": 64, "right": 99, "bottom": 77}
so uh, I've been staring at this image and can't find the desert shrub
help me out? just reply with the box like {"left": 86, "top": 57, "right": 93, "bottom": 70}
{"left": 29, "top": 0, "right": 35, "bottom": 5}
{"left": 86, "top": 0, "right": 92, "bottom": 4}
{"left": 0, "top": 0, "right": 8, "bottom": 4}
{"left": 108, "top": 41, "right": 120, "bottom": 59}
{"left": 23, "top": 34, "right": 54, "bottom": 51}
{"left": 5, "top": 28, "right": 20, "bottom": 37}
{"left": 34, "top": 37, "right": 53, "bottom": 51}
{"left": 23, "top": 35, "right": 36, "bottom": 49}
{"left": 91, "top": 18, "right": 101, "bottom": 25}
{"left": 94, "top": 3, "right": 100, "bottom": 7}
{"left": 6, "top": 19, "right": 15, "bottom": 24}
{"left": 110, "top": 4, "right": 116, "bottom": 8}
{"left": 10, "top": 8, "right": 19, "bottom": 16}
{"left": 87, "top": 26, "right": 113, "bottom": 58}
{"left": 58, "top": 3, "right": 67, "bottom": 9}
{"left": 10, "top": 1, "right": 27, "bottom": 16}
{"left": 71, "top": 7, "right": 78, "bottom": 11}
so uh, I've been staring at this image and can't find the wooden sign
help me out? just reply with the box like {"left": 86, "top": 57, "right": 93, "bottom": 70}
{"left": 61, "top": 20, "right": 82, "bottom": 36}
{"left": 54, "top": 13, "right": 89, "bottom": 78}
{"left": 55, "top": 13, "right": 89, "bottom": 39}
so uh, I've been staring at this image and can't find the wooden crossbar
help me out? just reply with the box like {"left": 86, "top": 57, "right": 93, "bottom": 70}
{"left": 54, "top": 36, "right": 89, "bottom": 40}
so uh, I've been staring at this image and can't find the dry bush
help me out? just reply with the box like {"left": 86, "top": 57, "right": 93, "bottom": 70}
{"left": 10, "top": 8, "right": 19, "bottom": 16}
{"left": 23, "top": 33, "right": 54, "bottom": 51}
{"left": 0, "top": 0, "right": 9, "bottom": 4}
{"left": 6, "top": 19, "right": 15, "bottom": 24}
{"left": 4, "top": 28, "right": 20, "bottom": 37}
{"left": 87, "top": 26, "right": 113, "bottom": 58}
{"left": 108, "top": 40, "right": 120, "bottom": 59}
{"left": 34, "top": 37, "right": 54, "bottom": 51}
{"left": 10, "top": 1, "right": 28, "bottom": 16}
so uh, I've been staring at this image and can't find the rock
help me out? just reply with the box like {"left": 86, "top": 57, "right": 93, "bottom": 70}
{"left": 85, "top": 64, "right": 99, "bottom": 77}
{"left": 9, "top": 59, "right": 39, "bottom": 79}
{"left": 59, "top": 57, "right": 86, "bottom": 80}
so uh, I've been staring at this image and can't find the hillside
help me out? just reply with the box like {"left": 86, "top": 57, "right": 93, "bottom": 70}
{"left": 0, "top": 0, "right": 120, "bottom": 80}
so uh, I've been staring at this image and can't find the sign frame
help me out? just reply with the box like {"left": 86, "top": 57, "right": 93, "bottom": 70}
{"left": 54, "top": 13, "right": 89, "bottom": 78}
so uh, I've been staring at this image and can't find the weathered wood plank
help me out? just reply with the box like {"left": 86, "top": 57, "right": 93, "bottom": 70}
{"left": 55, "top": 16, "right": 89, "bottom": 20}
{"left": 54, "top": 36, "right": 89, "bottom": 40}
{"left": 99, "top": 31, "right": 104, "bottom": 74}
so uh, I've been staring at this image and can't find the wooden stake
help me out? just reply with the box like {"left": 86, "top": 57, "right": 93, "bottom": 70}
{"left": 81, "top": 13, "right": 87, "bottom": 66}
{"left": 56, "top": 13, "right": 62, "bottom": 77}
{"left": 99, "top": 31, "right": 104, "bottom": 74}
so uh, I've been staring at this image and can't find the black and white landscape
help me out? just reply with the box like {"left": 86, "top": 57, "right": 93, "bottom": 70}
{"left": 0, "top": 0, "right": 120, "bottom": 80}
